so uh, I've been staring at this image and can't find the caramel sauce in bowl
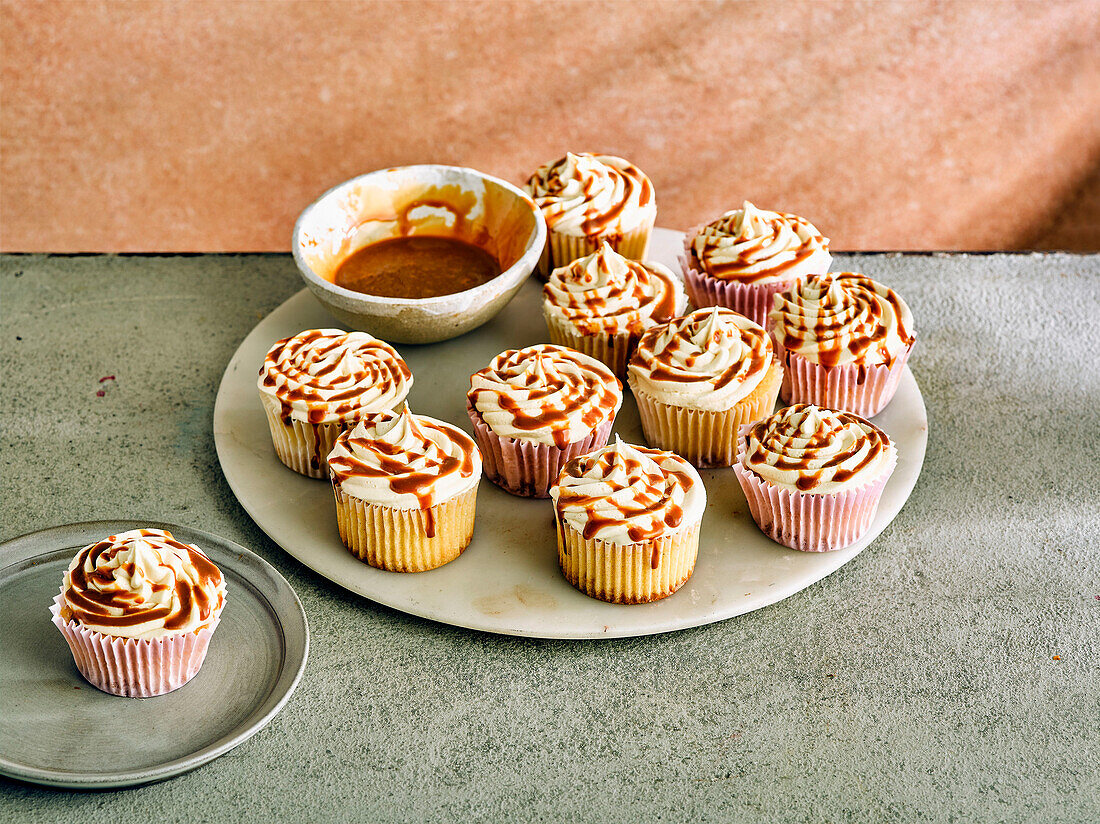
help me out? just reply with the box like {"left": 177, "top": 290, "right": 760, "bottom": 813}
{"left": 293, "top": 166, "right": 546, "bottom": 344}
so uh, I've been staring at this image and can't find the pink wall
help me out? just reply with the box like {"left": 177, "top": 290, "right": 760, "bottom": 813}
{"left": 2, "top": 0, "right": 1098, "bottom": 252}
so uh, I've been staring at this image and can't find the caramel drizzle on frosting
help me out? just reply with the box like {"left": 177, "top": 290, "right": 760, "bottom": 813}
{"left": 743, "top": 403, "right": 892, "bottom": 493}
{"left": 690, "top": 202, "right": 829, "bottom": 284}
{"left": 771, "top": 272, "right": 915, "bottom": 368}
{"left": 526, "top": 152, "right": 654, "bottom": 237}
{"left": 543, "top": 243, "right": 679, "bottom": 335}
{"left": 631, "top": 307, "right": 772, "bottom": 391}
{"left": 554, "top": 440, "right": 695, "bottom": 547}
{"left": 328, "top": 407, "right": 479, "bottom": 537}
{"left": 259, "top": 329, "right": 412, "bottom": 424}
{"left": 64, "top": 529, "right": 224, "bottom": 632}
{"left": 468, "top": 344, "right": 621, "bottom": 449}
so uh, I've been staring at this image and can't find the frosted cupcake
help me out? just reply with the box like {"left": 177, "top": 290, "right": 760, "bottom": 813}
{"left": 682, "top": 202, "right": 831, "bottom": 327}
{"left": 769, "top": 272, "right": 915, "bottom": 417}
{"left": 526, "top": 152, "right": 656, "bottom": 277}
{"left": 543, "top": 242, "right": 686, "bottom": 376}
{"left": 467, "top": 344, "right": 622, "bottom": 498}
{"left": 551, "top": 438, "right": 705, "bottom": 603}
{"left": 50, "top": 528, "right": 226, "bottom": 697}
{"left": 734, "top": 404, "right": 897, "bottom": 552}
{"left": 627, "top": 307, "right": 783, "bottom": 467}
{"left": 258, "top": 328, "right": 412, "bottom": 478}
{"left": 328, "top": 405, "right": 482, "bottom": 572}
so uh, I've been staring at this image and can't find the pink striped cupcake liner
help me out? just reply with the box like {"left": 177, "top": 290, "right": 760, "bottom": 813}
{"left": 774, "top": 339, "right": 915, "bottom": 418}
{"left": 50, "top": 593, "right": 222, "bottom": 698}
{"left": 466, "top": 400, "right": 614, "bottom": 498}
{"left": 679, "top": 232, "right": 809, "bottom": 327}
{"left": 733, "top": 427, "right": 897, "bottom": 552}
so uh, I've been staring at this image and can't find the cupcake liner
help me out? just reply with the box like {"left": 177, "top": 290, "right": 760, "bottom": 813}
{"left": 537, "top": 216, "right": 655, "bottom": 279}
{"left": 556, "top": 519, "right": 700, "bottom": 603}
{"left": 774, "top": 339, "right": 915, "bottom": 418}
{"left": 733, "top": 429, "right": 897, "bottom": 552}
{"left": 260, "top": 392, "right": 345, "bottom": 479}
{"left": 629, "top": 361, "right": 783, "bottom": 467}
{"left": 679, "top": 233, "right": 808, "bottom": 327}
{"left": 466, "top": 400, "right": 615, "bottom": 498}
{"left": 543, "top": 311, "right": 636, "bottom": 378}
{"left": 332, "top": 483, "right": 478, "bottom": 572}
{"left": 50, "top": 594, "right": 222, "bottom": 698}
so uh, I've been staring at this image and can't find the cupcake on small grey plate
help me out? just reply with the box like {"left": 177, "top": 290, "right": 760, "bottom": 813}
{"left": 627, "top": 307, "right": 783, "bottom": 467}
{"left": 50, "top": 528, "right": 226, "bottom": 697}
{"left": 769, "top": 272, "right": 915, "bottom": 417}
{"left": 682, "top": 201, "right": 831, "bottom": 327}
{"left": 734, "top": 404, "right": 897, "bottom": 552}
{"left": 551, "top": 437, "right": 706, "bottom": 603}
{"left": 328, "top": 405, "right": 482, "bottom": 572}
{"left": 258, "top": 328, "right": 412, "bottom": 478}
{"left": 467, "top": 344, "right": 622, "bottom": 498}
{"left": 543, "top": 242, "right": 686, "bottom": 376}
{"left": 526, "top": 152, "right": 656, "bottom": 277}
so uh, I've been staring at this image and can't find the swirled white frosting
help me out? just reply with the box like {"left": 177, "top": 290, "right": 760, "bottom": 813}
{"left": 61, "top": 529, "right": 226, "bottom": 640}
{"left": 328, "top": 406, "right": 481, "bottom": 509}
{"left": 258, "top": 328, "right": 412, "bottom": 424}
{"left": 741, "top": 403, "right": 895, "bottom": 494}
{"left": 468, "top": 344, "right": 622, "bottom": 447}
{"left": 551, "top": 438, "right": 705, "bottom": 545}
{"left": 526, "top": 152, "right": 656, "bottom": 238}
{"left": 627, "top": 307, "right": 774, "bottom": 410}
{"left": 543, "top": 242, "right": 685, "bottom": 335}
{"left": 770, "top": 272, "right": 915, "bottom": 367}
{"left": 689, "top": 202, "right": 831, "bottom": 284}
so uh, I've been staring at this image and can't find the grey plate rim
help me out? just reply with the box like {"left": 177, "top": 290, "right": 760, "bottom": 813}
{"left": 0, "top": 519, "right": 310, "bottom": 790}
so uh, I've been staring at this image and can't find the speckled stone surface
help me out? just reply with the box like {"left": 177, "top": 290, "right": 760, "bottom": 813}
{"left": 1, "top": 253, "right": 1098, "bottom": 822}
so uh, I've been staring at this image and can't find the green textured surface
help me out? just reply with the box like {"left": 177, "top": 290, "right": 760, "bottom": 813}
{"left": 1, "top": 252, "right": 1098, "bottom": 822}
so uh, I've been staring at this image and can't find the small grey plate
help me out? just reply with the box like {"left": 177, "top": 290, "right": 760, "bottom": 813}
{"left": 0, "top": 520, "right": 309, "bottom": 790}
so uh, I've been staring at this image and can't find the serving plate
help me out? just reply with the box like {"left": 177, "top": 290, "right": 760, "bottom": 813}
{"left": 0, "top": 520, "right": 308, "bottom": 789}
{"left": 213, "top": 228, "right": 927, "bottom": 639}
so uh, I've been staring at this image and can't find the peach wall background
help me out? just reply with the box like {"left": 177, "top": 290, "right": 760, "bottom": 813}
{"left": 2, "top": 0, "right": 1099, "bottom": 252}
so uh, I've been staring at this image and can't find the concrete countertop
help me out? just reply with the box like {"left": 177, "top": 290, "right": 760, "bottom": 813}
{"left": 1, "top": 252, "right": 1097, "bottom": 822}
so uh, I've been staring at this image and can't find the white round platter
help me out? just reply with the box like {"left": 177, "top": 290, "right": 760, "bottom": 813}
{"left": 213, "top": 228, "right": 927, "bottom": 639}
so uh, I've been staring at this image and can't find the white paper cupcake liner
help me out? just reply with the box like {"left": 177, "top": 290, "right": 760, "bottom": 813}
{"left": 628, "top": 362, "right": 783, "bottom": 467}
{"left": 543, "top": 311, "right": 636, "bottom": 378}
{"left": 332, "top": 483, "right": 478, "bottom": 572}
{"left": 259, "top": 393, "right": 345, "bottom": 479}
{"left": 537, "top": 217, "right": 655, "bottom": 279}
{"left": 555, "top": 519, "right": 700, "bottom": 603}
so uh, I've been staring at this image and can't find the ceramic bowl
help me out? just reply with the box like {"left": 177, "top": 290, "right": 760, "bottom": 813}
{"left": 292, "top": 165, "right": 546, "bottom": 344}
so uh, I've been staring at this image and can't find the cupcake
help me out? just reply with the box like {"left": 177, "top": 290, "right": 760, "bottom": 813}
{"left": 769, "top": 272, "right": 915, "bottom": 417}
{"left": 734, "top": 404, "right": 897, "bottom": 552}
{"left": 467, "top": 344, "right": 622, "bottom": 498}
{"left": 551, "top": 438, "right": 706, "bottom": 603}
{"left": 542, "top": 242, "right": 687, "bottom": 376}
{"left": 258, "top": 328, "right": 412, "bottom": 478}
{"left": 682, "top": 201, "right": 831, "bottom": 327}
{"left": 627, "top": 307, "right": 783, "bottom": 467}
{"left": 526, "top": 152, "right": 656, "bottom": 277}
{"left": 328, "top": 405, "right": 482, "bottom": 572}
{"left": 50, "top": 528, "right": 226, "bottom": 698}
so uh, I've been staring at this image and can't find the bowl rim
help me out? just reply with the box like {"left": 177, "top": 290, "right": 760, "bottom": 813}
{"left": 291, "top": 164, "right": 547, "bottom": 308}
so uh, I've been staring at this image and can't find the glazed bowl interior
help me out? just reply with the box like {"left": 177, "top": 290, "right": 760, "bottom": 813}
{"left": 293, "top": 165, "right": 545, "bottom": 344}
